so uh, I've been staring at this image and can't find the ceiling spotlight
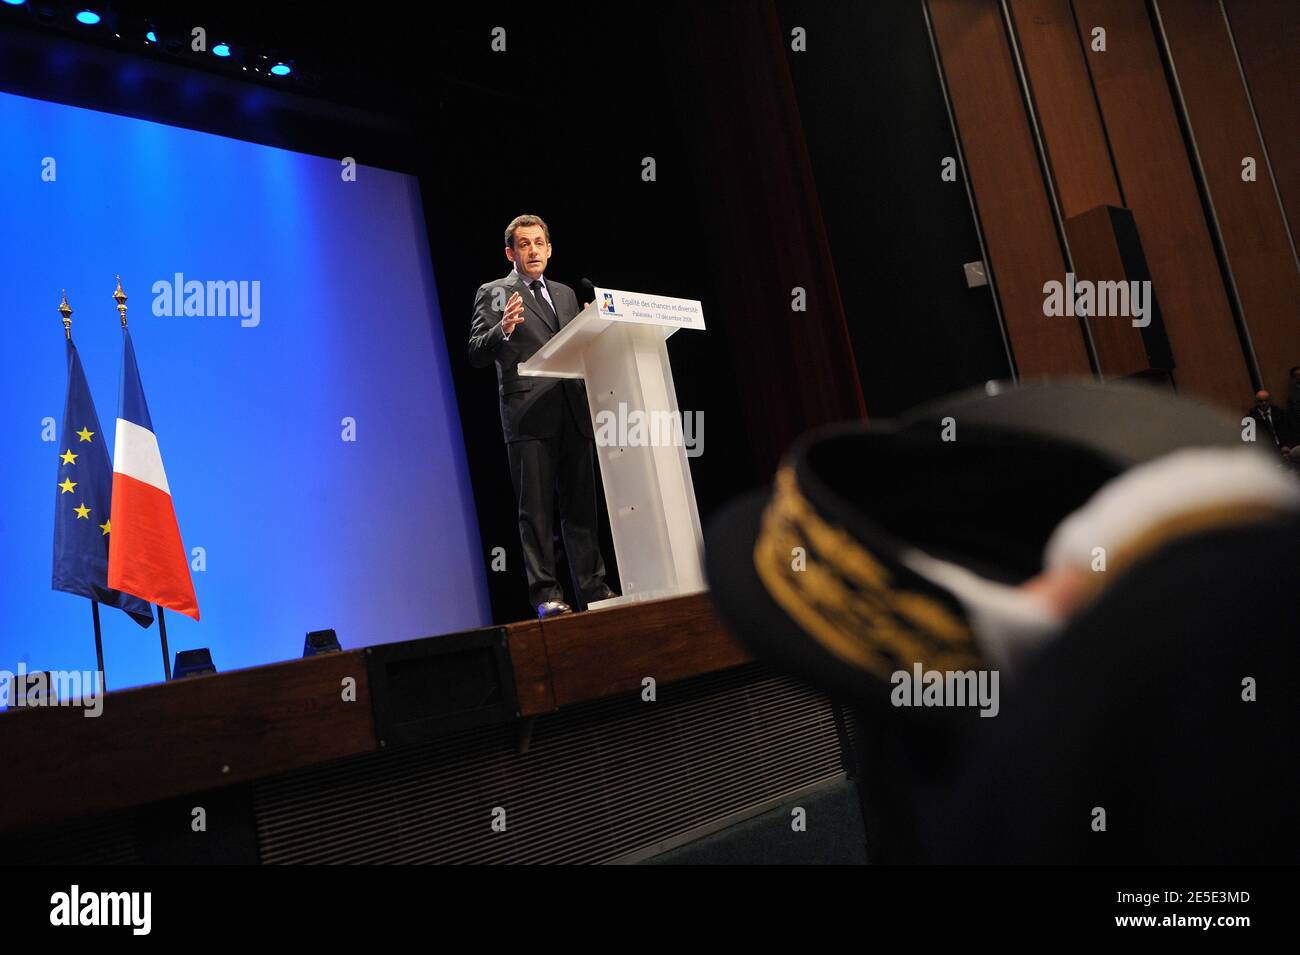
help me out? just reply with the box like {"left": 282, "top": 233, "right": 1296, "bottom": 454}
{"left": 145, "top": 30, "right": 156, "bottom": 43}
{"left": 212, "top": 42, "right": 231, "bottom": 57}
{"left": 270, "top": 62, "right": 291, "bottom": 76}
{"left": 75, "top": 9, "right": 100, "bottom": 24}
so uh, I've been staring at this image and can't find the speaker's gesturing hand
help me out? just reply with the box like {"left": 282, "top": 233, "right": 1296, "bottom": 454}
{"left": 502, "top": 291, "right": 525, "bottom": 335}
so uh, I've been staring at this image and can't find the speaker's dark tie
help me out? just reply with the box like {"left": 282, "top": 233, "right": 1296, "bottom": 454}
{"left": 530, "top": 279, "right": 559, "bottom": 328}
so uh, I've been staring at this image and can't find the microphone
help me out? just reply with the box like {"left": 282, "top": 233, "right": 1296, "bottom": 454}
{"left": 580, "top": 277, "right": 596, "bottom": 304}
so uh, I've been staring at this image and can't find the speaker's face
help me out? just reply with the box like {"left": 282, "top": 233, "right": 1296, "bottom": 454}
{"left": 506, "top": 226, "right": 551, "bottom": 281}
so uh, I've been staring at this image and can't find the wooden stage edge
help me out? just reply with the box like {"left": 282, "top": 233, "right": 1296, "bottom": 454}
{"left": 0, "top": 591, "right": 750, "bottom": 834}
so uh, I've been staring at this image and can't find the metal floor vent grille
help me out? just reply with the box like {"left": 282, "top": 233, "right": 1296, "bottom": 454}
{"left": 253, "top": 663, "right": 848, "bottom": 863}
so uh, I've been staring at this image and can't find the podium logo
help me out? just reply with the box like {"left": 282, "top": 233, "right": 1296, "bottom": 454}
{"left": 594, "top": 403, "right": 703, "bottom": 458}
{"left": 0, "top": 664, "right": 103, "bottom": 717}
{"left": 890, "top": 663, "right": 999, "bottom": 717}
{"left": 151, "top": 273, "right": 261, "bottom": 327}
{"left": 50, "top": 885, "right": 151, "bottom": 935}
{"left": 602, "top": 292, "right": 616, "bottom": 314}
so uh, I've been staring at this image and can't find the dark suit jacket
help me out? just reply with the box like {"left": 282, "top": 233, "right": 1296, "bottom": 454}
{"left": 468, "top": 271, "right": 593, "bottom": 443}
{"left": 1285, "top": 384, "right": 1300, "bottom": 445}
{"left": 1247, "top": 404, "right": 1287, "bottom": 448}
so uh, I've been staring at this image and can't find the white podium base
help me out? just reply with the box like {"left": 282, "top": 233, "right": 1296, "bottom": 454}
{"left": 517, "top": 291, "right": 708, "bottom": 610}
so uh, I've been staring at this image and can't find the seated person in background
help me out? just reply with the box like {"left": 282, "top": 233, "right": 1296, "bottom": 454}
{"left": 1247, "top": 389, "right": 1287, "bottom": 449}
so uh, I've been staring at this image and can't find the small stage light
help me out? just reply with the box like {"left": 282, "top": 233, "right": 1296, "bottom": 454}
{"left": 212, "top": 42, "right": 231, "bottom": 57}
{"left": 3, "top": 1, "right": 29, "bottom": 8}
{"left": 146, "top": 30, "right": 156, "bottom": 43}
{"left": 270, "top": 63, "right": 291, "bottom": 76}
{"left": 304, "top": 629, "right": 341, "bottom": 657}
{"left": 75, "top": 10, "right": 100, "bottom": 24}
{"left": 174, "top": 648, "right": 217, "bottom": 678}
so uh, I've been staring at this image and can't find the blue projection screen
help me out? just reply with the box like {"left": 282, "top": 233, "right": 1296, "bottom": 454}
{"left": 1, "top": 90, "right": 491, "bottom": 692}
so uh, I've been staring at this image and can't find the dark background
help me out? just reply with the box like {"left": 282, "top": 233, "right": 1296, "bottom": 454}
{"left": 778, "top": 0, "right": 1013, "bottom": 416}
{"left": 0, "top": 0, "right": 1011, "bottom": 623}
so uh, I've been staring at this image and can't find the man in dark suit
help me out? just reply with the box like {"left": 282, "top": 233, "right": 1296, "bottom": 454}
{"left": 468, "top": 214, "right": 615, "bottom": 618}
{"left": 1246, "top": 389, "right": 1287, "bottom": 450}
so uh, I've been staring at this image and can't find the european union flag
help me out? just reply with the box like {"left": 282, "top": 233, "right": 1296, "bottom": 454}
{"left": 52, "top": 338, "right": 154, "bottom": 627}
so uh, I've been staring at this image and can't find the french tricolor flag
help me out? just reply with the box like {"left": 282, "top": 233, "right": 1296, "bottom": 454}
{"left": 107, "top": 329, "right": 200, "bottom": 621}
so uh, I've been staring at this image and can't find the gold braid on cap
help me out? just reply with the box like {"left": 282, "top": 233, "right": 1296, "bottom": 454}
{"left": 752, "top": 466, "right": 983, "bottom": 681}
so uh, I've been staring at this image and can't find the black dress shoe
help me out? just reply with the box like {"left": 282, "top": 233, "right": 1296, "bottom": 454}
{"left": 585, "top": 587, "right": 619, "bottom": 604}
{"left": 537, "top": 600, "right": 573, "bottom": 619}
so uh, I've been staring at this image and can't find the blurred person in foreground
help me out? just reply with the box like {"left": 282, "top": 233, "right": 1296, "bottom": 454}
{"left": 705, "top": 380, "right": 1300, "bottom": 863}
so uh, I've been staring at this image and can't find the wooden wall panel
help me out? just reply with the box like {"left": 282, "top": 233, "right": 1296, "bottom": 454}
{"left": 928, "top": 0, "right": 1093, "bottom": 378}
{"left": 1223, "top": 0, "right": 1300, "bottom": 247}
{"left": 1009, "top": 0, "right": 1122, "bottom": 217}
{"left": 1008, "top": 0, "right": 1148, "bottom": 377}
{"left": 1065, "top": 205, "right": 1162, "bottom": 379}
{"left": 1072, "top": 0, "right": 1253, "bottom": 411}
{"left": 1157, "top": 0, "right": 1300, "bottom": 400}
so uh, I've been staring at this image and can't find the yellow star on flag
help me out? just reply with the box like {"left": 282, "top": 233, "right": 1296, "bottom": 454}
{"left": 58, "top": 477, "right": 76, "bottom": 494}
{"left": 76, "top": 427, "right": 94, "bottom": 443}
{"left": 99, "top": 519, "right": 111, "bottom": 536}
{"left": 60, "top": 449, "right": 77, "bottom": 466}
{"left": 74, "top": 503, "right": 91, "bottom": 519}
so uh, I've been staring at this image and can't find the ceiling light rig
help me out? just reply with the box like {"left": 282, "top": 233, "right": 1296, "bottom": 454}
{"left": 0, "top": 3, "right": 312, "bottom": 90}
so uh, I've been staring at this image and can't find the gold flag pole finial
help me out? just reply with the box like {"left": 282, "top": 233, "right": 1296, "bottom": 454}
{"left": 113, "top": 274, "right": 128, "bottom": 328}
{"left": 59, "top": 290, "right": 73, "bottom": 341}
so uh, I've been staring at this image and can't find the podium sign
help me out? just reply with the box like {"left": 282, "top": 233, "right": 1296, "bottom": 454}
{"left": 517, "top": 288, "right": 706, "bottom": 609}
{"left": 591, "top": 287, "right": 706, "bottom": 331}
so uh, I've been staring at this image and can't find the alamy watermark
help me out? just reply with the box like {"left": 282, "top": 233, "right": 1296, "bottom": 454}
{"left": 151, "top": 273, "right": 260, "bottom": 327}
{"left": 50, "top": 885, "right": 151, "bottom": 935}
{"left": 594, "top": 402, "right": 703, "bottom": 458}
{"left": 0, "top": 664, "right": 103, "bottom": 717}
{"left": 890, "top": 663, "right": 1000, "bottom": 717}
{"left": 1043, "top": 273, "right": 1151, "bottom": 328}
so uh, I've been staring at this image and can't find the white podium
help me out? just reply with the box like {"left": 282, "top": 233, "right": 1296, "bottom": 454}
{"left": 517, "top": 287, "right": 706, "bottom": 610}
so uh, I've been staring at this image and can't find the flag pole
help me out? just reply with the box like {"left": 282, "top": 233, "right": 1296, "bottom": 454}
{"left": 91, "top": 600, "right": 107, "bottom": 693}
{"left": 157, "top": 605, "right": 172, "bottom": 680}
